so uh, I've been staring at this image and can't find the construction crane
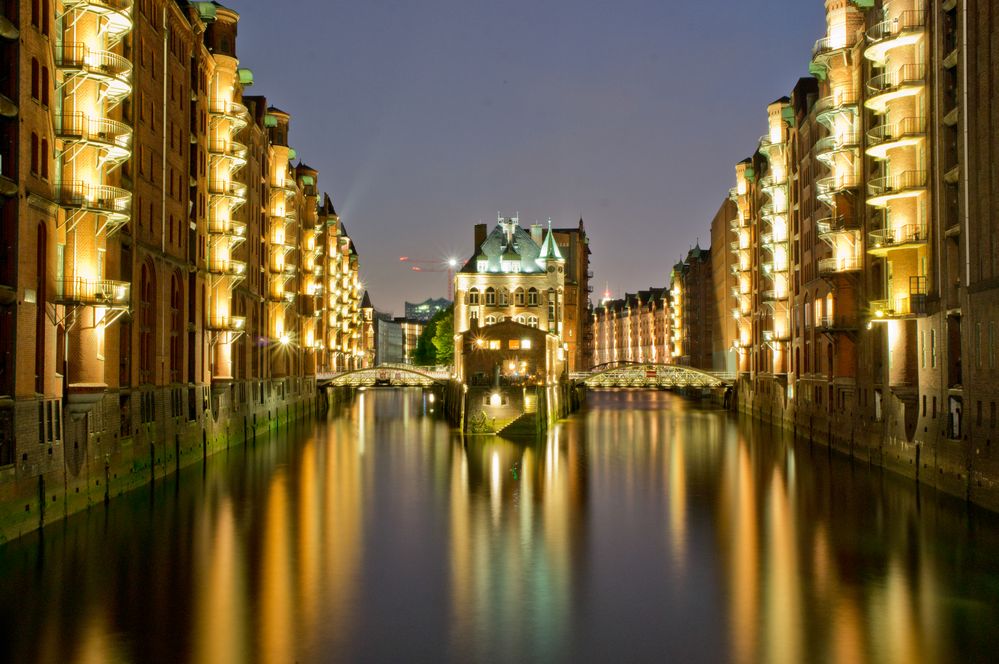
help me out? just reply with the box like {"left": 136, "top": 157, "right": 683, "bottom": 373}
{"left": 399, "top": 256, "right": 459, "bottom": 300}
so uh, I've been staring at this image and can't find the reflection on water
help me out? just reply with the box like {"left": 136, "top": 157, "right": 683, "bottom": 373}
{"left": 1, "top": 389, "right": 998, "bottom": 663}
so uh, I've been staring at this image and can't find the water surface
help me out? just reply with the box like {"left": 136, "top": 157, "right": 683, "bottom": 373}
{"left": 2, "top": 389, "right": 998, "bottom": 663}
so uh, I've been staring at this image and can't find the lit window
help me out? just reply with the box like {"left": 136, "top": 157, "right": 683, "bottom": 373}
{"left": 488, "top": 340, "right": 500, "bottom": 350}
{"left": 509, "top": 340, "right": 520, "bottom": 350}
{"left": 521, "top": 339, "right": 532, "bottom": 350}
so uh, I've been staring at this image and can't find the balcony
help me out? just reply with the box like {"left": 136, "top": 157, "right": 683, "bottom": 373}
{"left": 62, "top": 1, "right": 133, "bottom": 39}
{"left": 206, "top": 315, "right": 247, "bottom": 332}
{"left": 55, "top": 112, "right": 132, "bottom": 162}
{"left": 815, "top": 215, "right": 858, "bottom": 241}
{"left": 815, "top": 175, "right": 859, "bottom": 204}
{"left": 865, "top": 64, "right": 926, "bottom": 113}
{"left": 55, "top": 277, "right": 130, "bottom": 308}
{"left": 866, "top": 117, "right": 926, "bottom": 159}
{"left": 208, "top": 99, "right": 249, "bottom": 129}
{"left": 815, "top": 132, "right": 861, "bottom": 165}
{"left": 207, "top": 258, "right": 247, "bottom": 278}
{"left": 208, "top": 139, "right": 248, "bottom": 167}
{"left": 818, "top": 256, "right": 862, "bottom": 276}
{"left": 816, "top": 315, "right": 859, "bottom": 332}
{"left": 815, "top": 92, "right": 859, "bottom": 127}
{"left": 864, "top": 10, "right": 927, "bottom": 65}
{"left": 208, "top": 220, "right": 247, "bottom": 245}
{"left": 208, "top": 179, "right": 248, "bottom": 202}
{"left": 56, "top": 181, "right": 131, "bottom": 223}
{"left": 758, "top": 134, "right": 784, "bottom": 158}
{"left": 866, "top": 170, "right": 927, "bottom": 207}
{"left": 870, "top": 296, "right": 926, "bottom": 320}
{"left": 54, "top": 43, "right": 132, "bottom": 101}
{"left": 867, "top": 223, "right": 928, "bottom": 255}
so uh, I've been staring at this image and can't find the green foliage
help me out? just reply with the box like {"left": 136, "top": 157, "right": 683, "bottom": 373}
{"left": 431, "top": 306, "right": 454, "bottom": 364}
{"left": 410, "top": 304, "right": 454, "bottom": 366}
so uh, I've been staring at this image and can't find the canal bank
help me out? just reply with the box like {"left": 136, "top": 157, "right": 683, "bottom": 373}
{"left": 0, "top": 378, "right": 318, "bottom": 544}
{"left": 734, "top": 375, "right": 999, "bottom": 512}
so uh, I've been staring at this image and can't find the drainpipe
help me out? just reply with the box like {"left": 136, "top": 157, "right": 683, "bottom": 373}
{"left": 161, "top": 5, "right": 169, "bottom": 376}
{"left": 961, "top": 0, "right": 970, "bottom": 287}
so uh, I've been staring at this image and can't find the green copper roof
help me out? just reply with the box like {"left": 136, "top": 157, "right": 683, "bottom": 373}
{"left": 192, "top": 2, "right": 217, "bottom": 21}
{"left": 539, "top": 221, "right": 563, "bottom": 261}
{"left": 238, "top": 68, "right": 254, "bottom": 86}
{"left": 264, "top": 114, "right": 278, "bottom": 128}
{"left": 288, "top": 148, "right": 297, "bottom": 159}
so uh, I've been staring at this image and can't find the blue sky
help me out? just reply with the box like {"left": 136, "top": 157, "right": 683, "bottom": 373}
{"left": 236, "top": 0, "right": 827, "bottom": 314}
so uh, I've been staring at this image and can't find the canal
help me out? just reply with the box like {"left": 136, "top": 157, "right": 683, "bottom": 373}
{"left": 2, "top": 389, "right": 998, "bottom": 663}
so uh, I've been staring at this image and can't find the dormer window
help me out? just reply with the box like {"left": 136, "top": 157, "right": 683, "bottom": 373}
{"left": 477, "top": 261, "right": 487, "bottom": 272}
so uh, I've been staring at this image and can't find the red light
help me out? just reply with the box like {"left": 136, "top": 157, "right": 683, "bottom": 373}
{"left": 399, "top": 256, "right": 408, "bottom": 261}
{"left": 411, "top": 266, "right": 422, "bottom": 271}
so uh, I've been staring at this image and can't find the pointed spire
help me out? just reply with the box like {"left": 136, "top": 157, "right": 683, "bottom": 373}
{"left": 539, "top": 218, "right": 564, "bottom": 261}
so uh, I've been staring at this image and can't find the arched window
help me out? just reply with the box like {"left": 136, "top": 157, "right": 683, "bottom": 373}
{"left": 547, "top": 289, "right": 556, "bottom": 322}
{"left": 527, "top": 287, "right": 539, "bottom": 306}
{"left": 170, "top": 272, "right": 183, "bottom": 383}
{"left": 140, "top": 262, "right": 156, "bottom": 384}
{"left": 515, "top": 315, "right": 525, "bottom": 324}
{"left": 528, "top": 316, "right": 539, "bottom": 328}
{"left": 485, "top": 315, "right": 496, "bottom": 325}
{"left": 498, "top": 288, "right": 508, "bottom": 306}
{"left": 485, "top": 287, "right": 496, "bottom": 306}
{"left": 467, "top": 288, "right": 479, "bottom": 305}
{"left": 514, "top": 288, "right": 525, "bottom": 306}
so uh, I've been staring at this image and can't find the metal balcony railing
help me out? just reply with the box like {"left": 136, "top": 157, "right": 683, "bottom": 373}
{"left": 55, "top": 277, "right": 130, "bottom": 307}
{"left": 816, "top": 175, "right": 859, "bottom": 200}
{"left": 868, "top": 224, "right": 928, "bottom": 250}
{"left": 816, "top": 315, "right": 858, "bottom": 331}
{"left": 867, "top": 116, "right": 926, "bottom": 149}
{"left": 54, "top": 42, "right": 132, "bottom": 90}
{"left": 818, "top": 256, "right": 862, "bottom": 275}
{"left": 208, "top": 179, "right": 248, "bottom": 200}
{"left": 866, "top": 10, "right": 927, "bottom": 45}
{"left": 207, "top": 258, "right": 247, "bottom": 277}
{"left": 867, "top": 64, "right": 926, "bottom": 99}
{"left": 206, "top": 315, "right": 246, "bottom": 332}
{"left": 867, "top": 170, "right": 927, "bottom": 199}
{"left": 55, "top": 112, "right": 132, "bottom": 157}
{"left": 208, "top": 139, "right": 248, "bottom": 163}
{"left": 814, "top": 91, "right": 860, "bottom": 120}
{"left": 812, "top": 35, "right": 853, "bottom": 60}
{"left": 56, "top": 181, "right": 131, "bottom": 217}
{"left": 207, "top": 99, "right": 249, "bottom": 124}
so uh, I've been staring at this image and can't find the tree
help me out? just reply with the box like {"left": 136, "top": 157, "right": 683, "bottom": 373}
{"left": 431, "top": 305, "right": 454, "bottom": 365}
{"left": 410, "top": 304, "right": 453, "bottom": 366}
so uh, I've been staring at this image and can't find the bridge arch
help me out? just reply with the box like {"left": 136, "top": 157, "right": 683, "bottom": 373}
{"left": 581, "top": 363, "right": 731, "bottom": 389}
{"left": 318, "top": 364, "right": 447, "bottom": 388}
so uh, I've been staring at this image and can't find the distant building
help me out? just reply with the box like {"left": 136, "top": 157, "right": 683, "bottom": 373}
{"left": 550, "top": 219, "right": 593, "bottom": 371}
{"left": 405, "top": 298, "right": 451, "bottom": 322}
{"left": 670, "top": 245, "right": 713, "bottom": 370}
{"left": 592, "top": 289, "right": 671, "bottom": 367}
{"left": 375, "top": 317, "right": 404, "bottom": 365}
{"left": 397, "top": 318, "right": 425, "bottom": 363}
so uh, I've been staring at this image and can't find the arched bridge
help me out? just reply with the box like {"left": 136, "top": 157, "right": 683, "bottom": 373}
{"left": 574, "top": 362, "right": 734, "bottom": 389}
{"left": 317, "top": 364, "right": 449, "bottom": 388}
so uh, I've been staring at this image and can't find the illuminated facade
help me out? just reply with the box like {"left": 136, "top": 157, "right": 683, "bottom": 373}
{"left": 0, "top": 0, "right": 367, "bottom": 538}
{"left": 591, "top": 288, "right": 670, "bottom": 367}
{"left": 716, "top": 0, "right": 999, "bottom": 507}
{"left": 454, "top": 215, "right": 567, "bottom": 342}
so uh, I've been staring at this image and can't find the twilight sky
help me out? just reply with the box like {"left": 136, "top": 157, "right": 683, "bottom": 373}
{"left": 236, "top": 0, "right": 826, "bottom": 315}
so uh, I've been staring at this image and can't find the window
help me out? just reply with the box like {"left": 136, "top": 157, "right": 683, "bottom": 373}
{"left": 31, "top": 59, "right": 39, "bottom": 100}
{"left": 509, "top": 340, "right": 520, "bottom": 350}
{"left": 488, "top": 340, "right": 500, "bottom": 350}
{"left": 499, "top": 289, "right": 508, "bottom": 306}
{"left": 170, "top": 273, "right": 183, "bottom": 383}
{"left": 31, "top": 0, "right": 39, "bottom": 26}
{"left": 920, "top": 331, "right": 925, "bottom": 368}
{"left": 528, "top": 288, "right": 539, "bottom": 306}
{"left": 485, "top": 315, "right": 496, "bottom": 325}
{"left": 521, "top": 339, "right": 532, "bottom": 350}
{"left": 467, "top": 288, "right": 479, "bottom": 305}
{"left": 515, "top": 288, "right": 525, "bottom": 306}
{"left": 930, "top": 329, "right": 937, "bottom": 368}
{"left": 485, "top": 287, "right": 496, "bottom": 305}
{"left": 528, "top": 316, "right": 538, "bottom": 328}
{"left": 140, "top": 262, "right": 156, "bottom": 384}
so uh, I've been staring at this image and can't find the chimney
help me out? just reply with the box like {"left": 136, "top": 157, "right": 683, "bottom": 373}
{"left": 530, "top": 223, "right": 543, "bottom": 246}
{"left": 474, "top": 223, "right": 487, "bottom": 254}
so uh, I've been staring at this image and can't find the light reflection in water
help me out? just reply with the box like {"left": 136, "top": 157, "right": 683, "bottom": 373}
{"left": 0, "top": 389, "right": 997, "bottom": 663}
